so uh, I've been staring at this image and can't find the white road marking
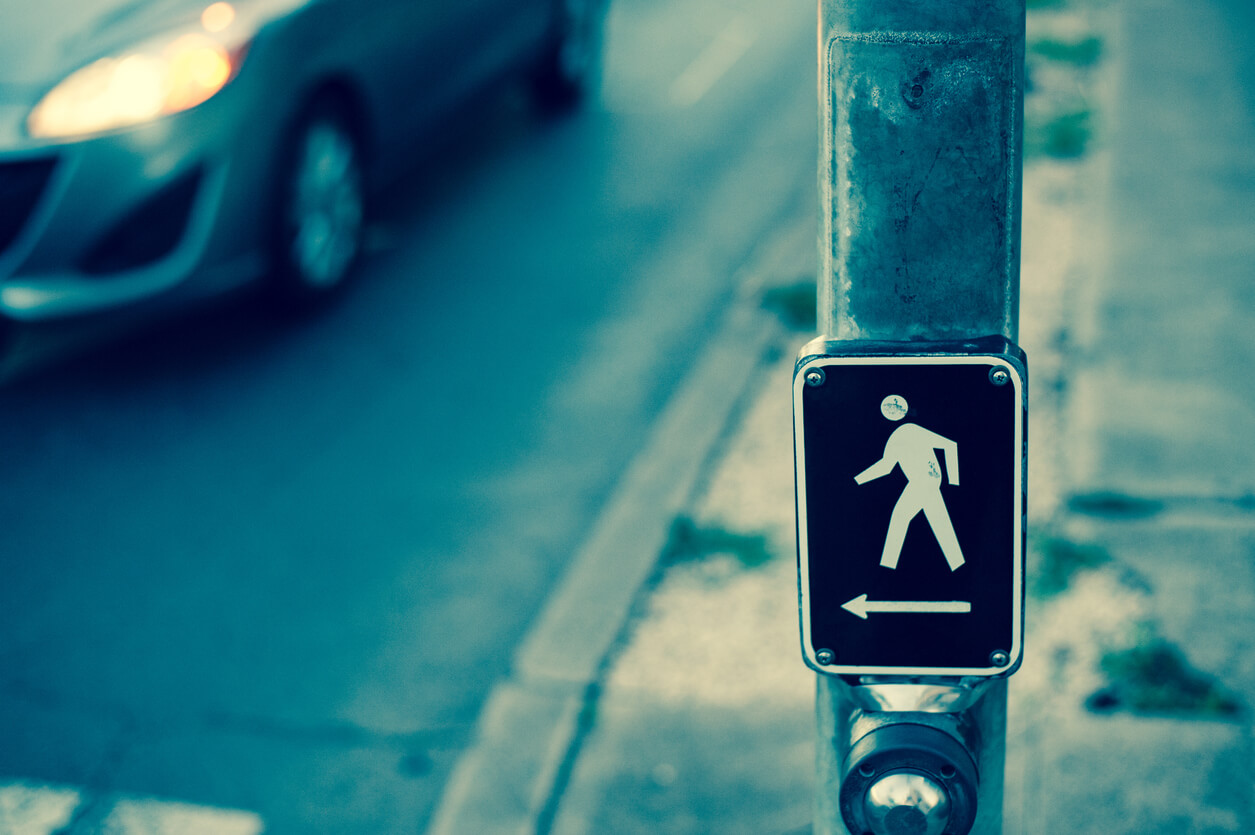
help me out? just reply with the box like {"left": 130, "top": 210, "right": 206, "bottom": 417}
{"left": 98, "top": 796, "right": 263, "bottom": 835}
{"left": 669, "top": 15, "right": 757, "bottom": 106}
{"left": 0, "top": 782, "right": 80, "bottom": 835}
{"left": 0, "top": 781, "right": 263, "bottom": 835}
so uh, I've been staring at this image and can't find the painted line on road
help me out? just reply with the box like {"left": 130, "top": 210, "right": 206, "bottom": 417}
{"left": 670, "top": 15, "right": 758, "bottom": 107}
{"left": 0, "top": 780, "right": 263, "bottom": 835}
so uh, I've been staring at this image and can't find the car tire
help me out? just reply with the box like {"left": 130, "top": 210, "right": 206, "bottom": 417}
{"left": 531, "top": 0, "right": 605, "bottom": 114}
{"left": 269, "top": 98, "right": 366, "bottom": 309}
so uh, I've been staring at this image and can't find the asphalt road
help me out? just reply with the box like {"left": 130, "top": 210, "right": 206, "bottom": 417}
{"left": 0, "top": 0, "right": 816, "bottom": 832}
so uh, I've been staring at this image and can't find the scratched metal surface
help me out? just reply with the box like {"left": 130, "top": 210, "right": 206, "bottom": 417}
{"left": 818, "top": 1, "right": 1025, "bottom": 341}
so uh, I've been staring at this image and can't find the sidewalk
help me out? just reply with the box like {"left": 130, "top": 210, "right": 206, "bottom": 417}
{"left": 432, "top": 0, "right": 1255, "bottom": 832}
{"left": 1007, "top": 0, "right": 1255, "bottom": 831}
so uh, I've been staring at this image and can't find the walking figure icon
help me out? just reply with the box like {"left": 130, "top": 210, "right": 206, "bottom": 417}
{"left": 854, "top": 395, "right": 966, "bottom": 571}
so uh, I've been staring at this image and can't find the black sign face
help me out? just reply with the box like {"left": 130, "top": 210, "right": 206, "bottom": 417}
{"left": 794, "top": 351, "right": 1025, "bottom": 677}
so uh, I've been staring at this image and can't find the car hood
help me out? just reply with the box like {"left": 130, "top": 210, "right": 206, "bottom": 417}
{"left": 0, "top": 0, "right": 301, "bottom": 102}
{"left": 0, "top": 1, "right": 195, "bottom": 96}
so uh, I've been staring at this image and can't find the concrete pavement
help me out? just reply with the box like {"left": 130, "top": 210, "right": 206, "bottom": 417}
{"left": 1009, "top": 0, "right": 1255, "bottom": 831}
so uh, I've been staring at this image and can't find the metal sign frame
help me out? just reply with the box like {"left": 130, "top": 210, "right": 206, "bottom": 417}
{"left": 793, "top": 338, "right": 1026, "bottom": 678}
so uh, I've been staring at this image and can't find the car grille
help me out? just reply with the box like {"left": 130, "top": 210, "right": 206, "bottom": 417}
{"left": 0, "top": 158, "right": 56, "bottom": 258}
{"left": 81, "top": 166, "right": 203, "bottom": 275}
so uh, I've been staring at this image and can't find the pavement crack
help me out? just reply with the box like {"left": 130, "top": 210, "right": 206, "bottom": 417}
{"left": 50, "top": 718, "right": 139, "bottom": 835}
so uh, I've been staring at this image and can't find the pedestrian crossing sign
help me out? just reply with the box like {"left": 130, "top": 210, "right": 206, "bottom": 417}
{"left": 793, "top": 338, "right": 1027, "bottom": 677}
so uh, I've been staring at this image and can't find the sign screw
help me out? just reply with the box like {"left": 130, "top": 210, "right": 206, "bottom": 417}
{"left": 816, "top": 648, "right": 835, "bottom": 665}
{"left": 990, "top": 650, "right": 1010, "bottom": 667}
{"left": 805, "top": 368, "right": 826, "bottom": 387}
{"left": 989, "top": 367, "right": 1010, "bottom": 386}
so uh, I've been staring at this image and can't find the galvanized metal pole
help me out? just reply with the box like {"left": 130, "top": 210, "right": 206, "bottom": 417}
{"left": 819, "top": 0, "right": 1024, "bottom": 342}
{"left": 813, "top": 0, "right": 1025, "bottom": 833}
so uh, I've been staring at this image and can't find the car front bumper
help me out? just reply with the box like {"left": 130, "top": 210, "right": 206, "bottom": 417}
{"left": 0, "top": 88, "right": 274, "bottom": 323}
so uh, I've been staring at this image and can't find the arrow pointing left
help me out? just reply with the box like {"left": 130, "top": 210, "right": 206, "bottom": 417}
{"left": 841, "top": 593, "right": 972, "bottom": 620}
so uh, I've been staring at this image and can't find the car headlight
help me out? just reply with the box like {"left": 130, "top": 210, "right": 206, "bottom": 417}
{"left": 28, "top": 22, "right": 246, "bottom": 140}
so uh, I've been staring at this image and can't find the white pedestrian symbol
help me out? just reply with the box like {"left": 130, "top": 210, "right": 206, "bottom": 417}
{"left": 854, "top": 395, "right": 966, "bottom": 571}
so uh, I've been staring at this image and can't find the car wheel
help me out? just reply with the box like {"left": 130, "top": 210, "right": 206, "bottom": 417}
{"left": 532, "top": 0, "right": 605, "bottom": 113}
{"left": 270, "top": 99, "right": 366, "bottom": 308}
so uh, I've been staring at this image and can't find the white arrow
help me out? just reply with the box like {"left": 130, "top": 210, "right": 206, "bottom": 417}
{"left": 841, "top": 594, "right": 972, "bottom": 620}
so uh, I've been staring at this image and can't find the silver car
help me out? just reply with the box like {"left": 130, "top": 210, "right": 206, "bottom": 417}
{"left": 0, "top": 0, "right": 604, "bottom": 340}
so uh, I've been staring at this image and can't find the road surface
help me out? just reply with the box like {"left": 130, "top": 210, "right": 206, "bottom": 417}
{"left": 0, "top": 0, "right": 817, "bottom": 831}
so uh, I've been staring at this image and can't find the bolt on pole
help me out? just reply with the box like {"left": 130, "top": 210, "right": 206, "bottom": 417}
{"left": 810, "top": 0, "right": 1026, "bottom": 833}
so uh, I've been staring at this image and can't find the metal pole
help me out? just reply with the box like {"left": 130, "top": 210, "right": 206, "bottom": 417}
{"left": 819, "top": 0, "right": 1024, "bottom": 342}
{"left": 813, "top": 0, "right": 1025, "bottom": 832}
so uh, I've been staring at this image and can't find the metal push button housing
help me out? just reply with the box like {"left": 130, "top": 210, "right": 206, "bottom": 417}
{"left": 840, "top": 722, "right": 979, "bottom": 835}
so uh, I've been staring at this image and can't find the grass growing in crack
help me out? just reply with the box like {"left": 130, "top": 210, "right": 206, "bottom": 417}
{"left": 1026, "top": 107, "right": 1093, "bottom": 159}
{"left": 1088, "top": 624, "right": 1243, "bottom": 718}
{"left": 1032, "top": 534, "right": 1110, "bottom": 597}
{"left": 1068, "top": 490, "right": 1163, "bottom": 519}
{"left": 661, "top": 516, "right": 773, "bottom": 570}
{"left": 761, "top": 280, "right": 817, "bottom": 331}
{"left": 1030, "top": 35, "right": 1103, "bottom": 67}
